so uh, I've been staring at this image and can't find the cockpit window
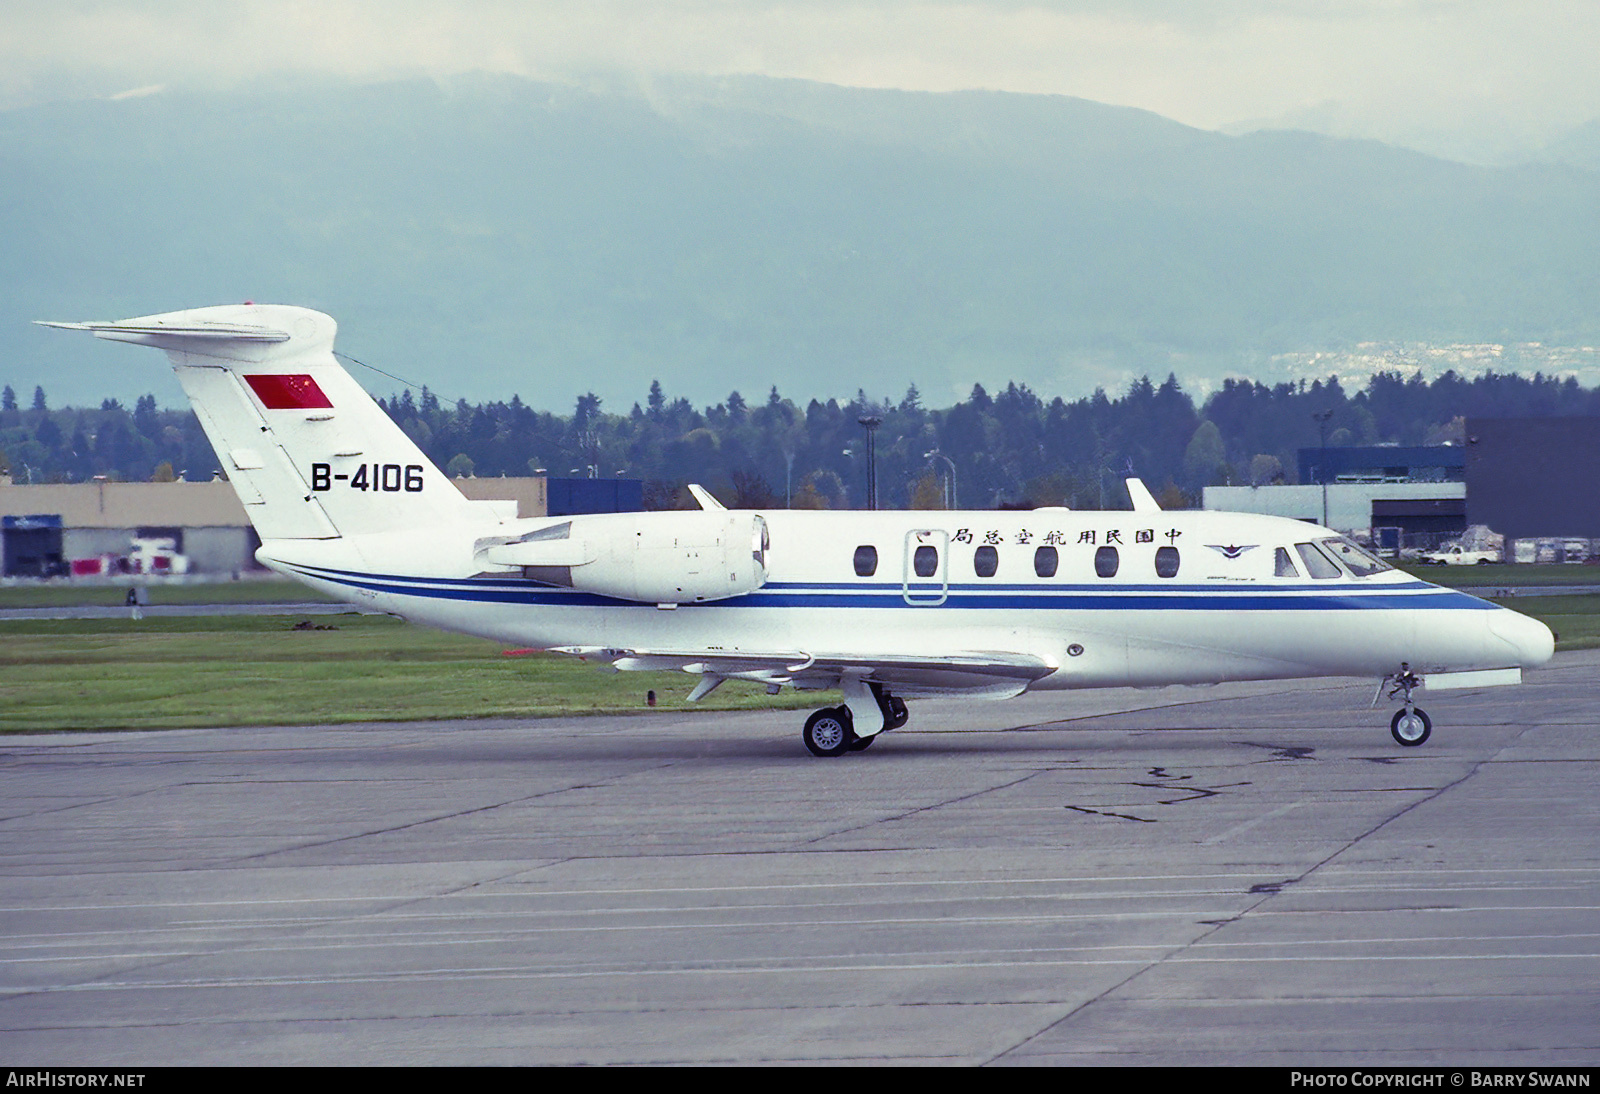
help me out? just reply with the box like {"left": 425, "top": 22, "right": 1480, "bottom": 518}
{"left": 1295, "top": 541, "right": 1342, "bottom": 579}
{"left": 1274, "top": 547, "right": 1300, "bottom": 578}
{"left": 1319, "top": 536, "right": 1392, "bottom": 577}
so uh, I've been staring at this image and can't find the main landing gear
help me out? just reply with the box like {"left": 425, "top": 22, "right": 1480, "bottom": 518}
{"left": 802, "top": 707, "right": 855, "bottom": 757}
{"left": 802, "top": 682, "right": 908, "bottom": 757}
{"left": 1377, "top": 664, "right": 1432, "bottom": 747}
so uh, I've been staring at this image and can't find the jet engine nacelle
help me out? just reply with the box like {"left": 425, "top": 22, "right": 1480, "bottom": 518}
{"left": 483, "top": 510, "right": 769, "bottom": 605}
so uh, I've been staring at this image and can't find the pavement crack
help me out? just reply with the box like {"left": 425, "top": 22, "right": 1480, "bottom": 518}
{"left": 218, "top": 762, "right": 680, "bottom": 866}
{"left": 1064, "top": 805, "right": 1157, "bottom": 823}
{"left": 803, "top": 771, "right": 1048, "bottom": 845}
{"left": 986, "top": 741, "right": 1504, "bottom": 1065}
{"left": 1128, "top": 779, "right": 1251, "bottom": 805}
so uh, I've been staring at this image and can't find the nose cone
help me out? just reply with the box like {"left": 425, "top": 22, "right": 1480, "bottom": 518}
{"left": 1489, "top": 607, "right": 1556, "bottom": 668}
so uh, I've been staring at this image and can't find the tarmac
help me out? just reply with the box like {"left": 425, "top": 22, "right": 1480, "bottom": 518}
{"left": 1, "top": 651, "right": 1597, "bottom": 1066}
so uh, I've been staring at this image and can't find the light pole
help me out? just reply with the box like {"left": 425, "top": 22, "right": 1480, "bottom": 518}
{"left": 1313, "top": 409, "right": 1334, "bottom": 528}
{"left": 924, "top": 449, "right": 957, "bottom": 509}
{"left": 858, "top": 415, "right": 882, "bottom": 510}
{"left": 579, "top": 430, "right": 600, "bottom": 479}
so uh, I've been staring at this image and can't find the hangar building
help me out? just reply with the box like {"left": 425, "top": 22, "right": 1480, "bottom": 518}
{"left": 1465, "top": 418, "right": 1600, "bottom": 540}
{"left": 1205, "top": 444, "right": 1466, "bottom": 548}
{"left": 0, "top": 475, "right": 560, "bottom": 578}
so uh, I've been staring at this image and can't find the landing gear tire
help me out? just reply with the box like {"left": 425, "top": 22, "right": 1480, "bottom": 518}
{"left": 1390, "top": 707, "right": 1432, "bottom": 747}
{"left": 803, "top": 706, "right": 855, "bottom": 757}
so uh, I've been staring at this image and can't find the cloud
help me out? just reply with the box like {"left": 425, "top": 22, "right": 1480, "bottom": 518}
{"left": 2, "top": 0, "right": 1597, "bottom": 146}
{"left": 106, "top": 83, "right": 165, "bottom": 100}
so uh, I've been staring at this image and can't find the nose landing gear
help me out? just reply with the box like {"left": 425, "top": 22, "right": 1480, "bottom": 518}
{"left": 1377, "top": 664, "right": 1431, "bottom": 747}
{"left": 1390, "top": 706, "right": 1432, "bottom": 746}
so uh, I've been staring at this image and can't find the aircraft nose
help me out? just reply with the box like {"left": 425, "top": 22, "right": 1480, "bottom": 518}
{"left": 1488, "top": 607, "right": 1555, "bottom": 668}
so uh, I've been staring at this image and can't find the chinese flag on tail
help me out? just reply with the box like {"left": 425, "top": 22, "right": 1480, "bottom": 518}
{"left": 244, "top": 373, "right": 334, "bottom": 410}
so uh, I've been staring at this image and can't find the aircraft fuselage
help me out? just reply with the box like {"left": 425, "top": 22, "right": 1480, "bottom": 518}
{"left": 259, "top": 506, "right": 1552, "bottom": 695}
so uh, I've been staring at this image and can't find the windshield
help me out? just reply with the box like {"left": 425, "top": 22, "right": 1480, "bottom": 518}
{"left": 1295, "top": 541, "right": 1342, "bottom": 579}
{"left": 1318, "top": 536, "right": 1392, "bottom": 577}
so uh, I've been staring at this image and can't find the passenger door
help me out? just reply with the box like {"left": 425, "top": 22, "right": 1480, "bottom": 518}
{"left": 902, "top": 529, "right": 949, "bottom": 605}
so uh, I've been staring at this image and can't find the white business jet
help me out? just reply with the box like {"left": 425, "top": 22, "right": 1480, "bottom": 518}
{"left": 43, "top": 304, "right": 1555, "bottom": 755}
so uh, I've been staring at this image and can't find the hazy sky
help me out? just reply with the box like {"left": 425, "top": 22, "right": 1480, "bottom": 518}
{"left": 4, "top": 1, "right": 1599, "bottom": 157}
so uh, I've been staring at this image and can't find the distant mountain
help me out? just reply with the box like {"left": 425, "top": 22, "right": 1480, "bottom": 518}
{"left": 3, "top": 73, "right": 1599, "bottom": 411}
{"left": 1538, "top": 118, "right": 1600, "bottom": 172}
{"left": 1219, "top": 99, "right": 1587, "bottom": 167}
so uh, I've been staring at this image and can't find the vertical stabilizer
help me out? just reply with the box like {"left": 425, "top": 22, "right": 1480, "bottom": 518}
{"left": 41, "top": 304, "right": 483, "bottom": 539}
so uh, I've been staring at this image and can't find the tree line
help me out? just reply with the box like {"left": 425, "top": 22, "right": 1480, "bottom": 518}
{"left": 4, "top": 370, "right": 1600, "bottom": 510}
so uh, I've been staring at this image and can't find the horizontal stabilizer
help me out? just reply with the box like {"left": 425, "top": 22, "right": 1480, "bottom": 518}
{"left": 37, "top": 318, "right": 292, "bottom": 345}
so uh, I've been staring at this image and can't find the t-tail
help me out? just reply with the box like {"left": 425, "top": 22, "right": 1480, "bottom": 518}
{"left": 40, "top": 304, "right": 491, "bottom": 541}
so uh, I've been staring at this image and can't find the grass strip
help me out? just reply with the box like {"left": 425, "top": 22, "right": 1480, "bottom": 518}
{"left": 0, "top": 579, "right": 340, "bottom": 608}
{"left": 0, "top": 614, "right": 812, "bottom": 732}
{"left": 1398, "top": 563, "right": 1600, "bottom": 587}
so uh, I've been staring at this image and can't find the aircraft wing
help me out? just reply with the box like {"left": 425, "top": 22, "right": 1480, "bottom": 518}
{"left": 549, "top": 645, "right": 1057, "bottom": 699}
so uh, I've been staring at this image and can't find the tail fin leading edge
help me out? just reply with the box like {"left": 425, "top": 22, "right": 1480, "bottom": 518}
{"left": 42, "top": 304, "right": 480, "bottom": 540}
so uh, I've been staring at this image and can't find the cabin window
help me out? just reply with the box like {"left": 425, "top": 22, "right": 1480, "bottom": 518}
{"left": 1094, "top": 545, "right": 1119, "bottom": 578}
{"left": 1319, "top": 536, "right": 1392, "bottom": 577}
{"left": 1154, "top": 546, "right": 1180, "bottom": 578}
{"left": 853, "top": 545, "right": 878, "bottom": 577}
{"left": 1274, "top": 547, "right": 1300, "bottom": 578}
{"left": 1034, "top": 545, "right": 1059, "bottom": 578}
{"left": 974, "top": 545, "right": 998, "bottom": 578}
{"left": 1295, "top": 541, "right": 1342, "bottom": 579}
{"left": 913, "top": 544, "right": 939, "bottom": 578}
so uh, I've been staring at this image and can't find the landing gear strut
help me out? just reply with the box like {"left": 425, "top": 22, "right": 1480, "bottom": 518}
{"left": 872, "top": 683, "right": 909, "bottom": 731}
{"left": 801, "top": 683, "right": 906, "bottom": 756}
{"left": 1378, "top": 664, "right": 1431, "bottom": 747}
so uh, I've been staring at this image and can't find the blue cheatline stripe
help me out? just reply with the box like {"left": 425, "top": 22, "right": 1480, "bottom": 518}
{"left": 281, "top": 562, "right": 1498, "bottom": 613}
{"left": 286, "top": 561, "right": 1448, "bottom": 597}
